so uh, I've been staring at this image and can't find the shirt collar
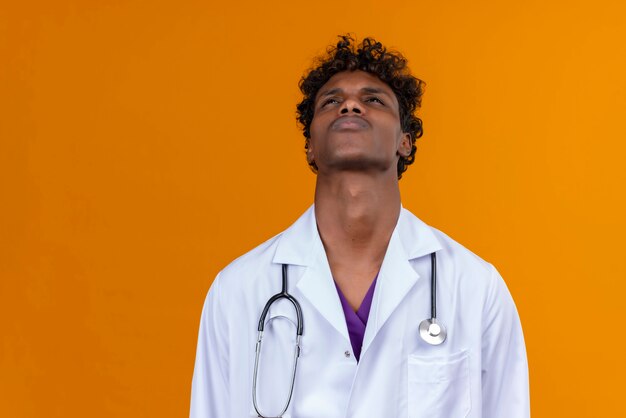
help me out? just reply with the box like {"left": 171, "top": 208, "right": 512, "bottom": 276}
{"left": 272, "top": 204, "right": 443, "bottom": 266}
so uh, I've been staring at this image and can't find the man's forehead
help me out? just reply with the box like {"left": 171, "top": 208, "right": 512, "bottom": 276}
{"left": 317, "top": 70, "right": 395, "bottom": 98}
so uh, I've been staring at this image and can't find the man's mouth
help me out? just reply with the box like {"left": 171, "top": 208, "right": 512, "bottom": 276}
{"left": 331, "top": 116, "right": 369, "bottom": 130}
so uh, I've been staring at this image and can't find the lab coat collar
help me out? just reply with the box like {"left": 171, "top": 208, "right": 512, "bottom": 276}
{"left": 272, "top": 205, "right": 443, "bottom": 345}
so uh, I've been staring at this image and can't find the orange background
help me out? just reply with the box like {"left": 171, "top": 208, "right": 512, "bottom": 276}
{"left": 1, "top": 0, "right": 625, "bottom": 416}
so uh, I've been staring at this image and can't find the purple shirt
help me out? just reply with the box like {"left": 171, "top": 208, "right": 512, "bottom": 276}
{"left": 334, "top": 278, "right": 377, "bottom": 362}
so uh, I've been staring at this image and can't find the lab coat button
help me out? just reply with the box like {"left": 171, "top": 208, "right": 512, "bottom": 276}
{"left": 344, "top": 350, "right": 351, "bottom": 358}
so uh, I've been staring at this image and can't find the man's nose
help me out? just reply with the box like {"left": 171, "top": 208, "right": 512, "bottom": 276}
{"left": 339, "top": 98, "right": 362, "bottom": 114}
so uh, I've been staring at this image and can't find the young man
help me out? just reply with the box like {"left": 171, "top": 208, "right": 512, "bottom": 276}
{"left": 190, "top": 36, "right": 529, "bottom": 418}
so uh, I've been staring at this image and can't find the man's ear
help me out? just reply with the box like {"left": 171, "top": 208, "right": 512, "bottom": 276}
{"left": 306, "top": 140, "right": 315, "bottom": 164}
{"left": 398, "top": 133, "right": 412, "bottom": 157}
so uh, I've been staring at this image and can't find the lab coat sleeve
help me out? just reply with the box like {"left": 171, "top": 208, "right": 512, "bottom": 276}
{"left": 481, "top": 265, "right": 530, "bottom": 417}
{"left": 190, "top": 273, "right": 230, "bottom": 418}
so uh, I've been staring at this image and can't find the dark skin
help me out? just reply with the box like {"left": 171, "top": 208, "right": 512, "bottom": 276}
{"left": 308, "top": 70, "right": 412, "bottom": 311}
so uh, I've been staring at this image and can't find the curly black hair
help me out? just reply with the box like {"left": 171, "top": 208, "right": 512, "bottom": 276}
{"left": 296, "top": 35, "right": 425, "bottom": 179}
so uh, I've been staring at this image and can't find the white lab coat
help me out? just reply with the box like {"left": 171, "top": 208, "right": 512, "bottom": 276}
{"left": 190, "top": 206, "right": 529, "bottom": 417}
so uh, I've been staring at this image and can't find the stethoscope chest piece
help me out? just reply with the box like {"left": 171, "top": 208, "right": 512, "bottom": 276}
{"left": 419, "top": 317, "right": 447, "bottom": 345}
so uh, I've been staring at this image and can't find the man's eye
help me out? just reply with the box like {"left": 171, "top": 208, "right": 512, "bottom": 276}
{"left": 321, "top": 98, "right": 339, "bottom": 107}
{"left": 365, "top": 96, "right": 384, "bottom": 105}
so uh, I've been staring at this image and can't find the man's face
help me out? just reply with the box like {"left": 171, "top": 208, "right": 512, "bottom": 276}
{"left": 308, "top": 70, "right": 411, "bottom": 176}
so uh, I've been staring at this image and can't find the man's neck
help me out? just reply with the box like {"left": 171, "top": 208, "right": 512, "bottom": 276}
{"left": 314, "top": 170, "right": 401, "bottom": 310}
{"left": 315, "top": 171, "right": 401, "bottom": 246}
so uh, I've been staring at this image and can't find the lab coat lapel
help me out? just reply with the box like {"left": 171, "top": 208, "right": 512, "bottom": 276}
{"left": 273, "top": 206, "right": 350, "bottom": 341}
{"left": 295, "top": 244, "right": 349, "bottom": 340}
{"left": 361, "top": 208, "right": 443, "bottom": 358}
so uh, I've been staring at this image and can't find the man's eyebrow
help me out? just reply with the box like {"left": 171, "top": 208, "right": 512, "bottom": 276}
{"left": 317, "top": 88, "right": 343, "bottom": 99}
{"left": 360, "top": 87, "right": 391, "bottom": 96}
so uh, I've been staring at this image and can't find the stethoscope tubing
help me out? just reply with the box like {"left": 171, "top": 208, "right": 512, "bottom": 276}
{"left": 256, "top": 265, "right": 304, "bottom": 336}
{"left": 430, "top": 252, "right": 437, "bottom": 319}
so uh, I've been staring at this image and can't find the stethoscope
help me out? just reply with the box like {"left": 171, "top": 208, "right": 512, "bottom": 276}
{"left": 252, "top": 252, "right": 446, "bottom": 418}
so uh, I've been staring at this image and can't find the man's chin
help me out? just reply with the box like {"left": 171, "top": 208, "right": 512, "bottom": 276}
{"left": 322, "top": 157, "right": 394, "bottom": 174}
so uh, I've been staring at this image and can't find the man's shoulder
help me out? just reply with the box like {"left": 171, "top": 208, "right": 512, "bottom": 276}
{"left": 401, "top": 208, "right": 496, "bottom": 281}
{"left": 219, "top": 232, "right": 283, "bottom": 279}
{"left": 216, "top": 206, "right": 315, "bottom": 281}
{"left": 434, "top": 226, "right": 493, "bottom": 272}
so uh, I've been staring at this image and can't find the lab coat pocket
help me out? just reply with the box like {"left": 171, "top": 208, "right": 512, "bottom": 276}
{"left": 407, "top": 349, "right": 471, "bottom": 418}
